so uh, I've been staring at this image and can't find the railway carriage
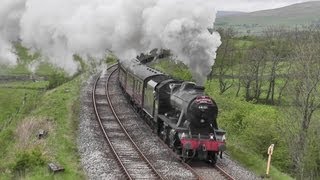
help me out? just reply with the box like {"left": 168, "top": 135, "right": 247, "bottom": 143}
{"left": 118, "top": 59, "right": 167, "bottom": 121}
{"left": 118, "top": 59, "right": 226, "bottom": 164}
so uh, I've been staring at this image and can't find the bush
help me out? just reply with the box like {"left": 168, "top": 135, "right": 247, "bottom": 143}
{"left": 106, "top": 54, "right": 117, "bottom": 64}
{"left": 47, "top": 73, "right": 69, "bottom": 89}
{"left": 12, "top": 149, "right": 46, "bottom": 173}
{"left": 151, "top": 59, "right": 193, "bottom": 81}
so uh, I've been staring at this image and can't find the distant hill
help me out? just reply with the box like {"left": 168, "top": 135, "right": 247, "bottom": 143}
{"left": 215, "top": 1, "right": 320, "bottom": 35}
{"left": 216, "top": 11, "right": 246, "bottom": 18}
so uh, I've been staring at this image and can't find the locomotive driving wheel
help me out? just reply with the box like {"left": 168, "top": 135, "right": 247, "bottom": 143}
{"left": 181, "top": 147, "right": 195, "bottom": 163}
{"left": 181, "top": 148, "right": 191, "bottom": 163}
{"left": 208, "top": 152, "right": 217, "bottom": 165}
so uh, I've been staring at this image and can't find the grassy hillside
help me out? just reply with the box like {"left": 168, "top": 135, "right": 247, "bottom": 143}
{"left": 216, "top": 11, "right": 246, "bottom": 18}
{"left": 0, "top": 44, "right": 86, "bottom": 179}
{"left": 0, "top": 77, "right": 85, "bottom": 179}
{"left": 215, "top": 1, "right": 320, "bottom": 34}
{"left": 0, "top": 43, "right": 117, "bottom": 179}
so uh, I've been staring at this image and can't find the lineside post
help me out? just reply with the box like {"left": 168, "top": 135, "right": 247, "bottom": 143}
{"left": 266, "top": 144, "right": 274, "bottom": 178}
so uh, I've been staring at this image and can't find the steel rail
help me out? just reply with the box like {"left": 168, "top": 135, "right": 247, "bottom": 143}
{"left": 92, "top": 64, "right": 132, "bottom": 180}
{"left": 215, "top": 164, "right": 236, "bottom": 180}
{"left": 105, "top": 66, "right": 164, "bottom": 180}
{"left": 93, "top": 63, "right": 164, "bottom": 179}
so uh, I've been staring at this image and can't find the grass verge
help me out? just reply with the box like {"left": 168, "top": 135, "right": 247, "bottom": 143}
{"left": 0, "top": 76, "right": 85, "bottom": 179}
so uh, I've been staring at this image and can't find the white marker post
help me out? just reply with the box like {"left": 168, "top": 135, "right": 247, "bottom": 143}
{"left": 266, "top": 144, "right": 274, "bottom": 177}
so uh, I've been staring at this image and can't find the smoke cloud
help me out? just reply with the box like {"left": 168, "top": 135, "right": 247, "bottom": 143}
{"left": 0, "top": 0, "right": 25, "bottom": 67}
{"left": 0, "top": 0, "right": 221, "bottom": 83}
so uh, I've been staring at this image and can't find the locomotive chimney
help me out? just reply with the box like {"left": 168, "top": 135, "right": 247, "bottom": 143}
{"left": 169, "top": 83, "right": 180, "bottom": 95}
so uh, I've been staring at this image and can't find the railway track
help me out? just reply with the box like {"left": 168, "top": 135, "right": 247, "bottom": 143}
{"left": 92, "top": 64, "right": 164, "bottom": 180}
{"left": 215, "top": 164, "right": 236, "bottom": 180}
{"left": 189, "top": 160, "right": 235, "bottom": 180}
{"left": 92, "top": 64, "right": 235, "bottom": 180}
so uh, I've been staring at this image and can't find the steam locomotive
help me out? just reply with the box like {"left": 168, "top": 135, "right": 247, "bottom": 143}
{"left": 118, "top": 59, "right": 226, "bottom": 164}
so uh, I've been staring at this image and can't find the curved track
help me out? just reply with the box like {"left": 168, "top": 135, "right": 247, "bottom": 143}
{"left": 92, "top": 64, "right": 164, "bottom": 180}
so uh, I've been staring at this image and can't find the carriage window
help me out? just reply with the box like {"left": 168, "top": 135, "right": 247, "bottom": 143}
{"left": 135, "top": 80, "right": 140, "bottom": 93}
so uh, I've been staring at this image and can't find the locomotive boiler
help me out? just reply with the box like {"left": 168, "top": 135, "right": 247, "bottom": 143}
{"left": 169, "top": 82, "right": 218, "bottom": 132}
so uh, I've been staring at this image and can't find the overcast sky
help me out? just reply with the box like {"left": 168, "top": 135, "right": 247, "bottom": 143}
{"left": 215, "top": 0, "right": 319, "bottom": 12}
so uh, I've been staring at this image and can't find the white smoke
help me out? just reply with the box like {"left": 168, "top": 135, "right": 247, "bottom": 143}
{"left": 0, "top": 0, "right": 25, "bottom": 67}
{"left": 27, "top": 59, "right": 41, "bottom": 74}
{"left": 142, "top": 0, "right": 221, "bottom": 84}
{"left": 0, "top": 0, "right": 221, "bottom": 83}
{"left": 0, "top": 39, "right": 17, "bottom": 66}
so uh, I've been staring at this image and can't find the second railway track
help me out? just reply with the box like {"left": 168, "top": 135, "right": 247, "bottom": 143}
{"left": 93, "top": 64, "right": 163, "bottom": 179}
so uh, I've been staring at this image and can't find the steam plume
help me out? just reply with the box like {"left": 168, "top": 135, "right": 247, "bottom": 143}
{"left": 0, "top": 0, "right": 25, "bottom": 66}
{"left": 0, "top": 0, "right": 221, "bottom": 83}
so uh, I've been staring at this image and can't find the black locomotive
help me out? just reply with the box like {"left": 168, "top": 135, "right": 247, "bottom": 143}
{"left": 118, "top": 59, "right": 226, "bottom": 164}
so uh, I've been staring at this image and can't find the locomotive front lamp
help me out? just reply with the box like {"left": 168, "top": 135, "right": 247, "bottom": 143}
{"left": 209, "top": 133, "right": 214, "bottom": 140}
{"left": 222, "top": 134, "right": 226, "bottom": 142}
{"left": 181, "top": 132, "right": 186, "bottom": 139}
{"left": 198, "top": 105, "right": 208, "bottom": 110}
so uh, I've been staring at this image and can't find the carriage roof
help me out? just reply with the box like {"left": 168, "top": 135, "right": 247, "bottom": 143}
{"left": 120, "top": 58, "right": 165, "bottom": 81}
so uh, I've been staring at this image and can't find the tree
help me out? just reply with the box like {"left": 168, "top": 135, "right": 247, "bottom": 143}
{"left": 241, "top": 43, "right": 267, "bottom": 101}
{"left": 280, "top": 27, "right": 320, "bottom": 179}
{"left": 211, "top": 27, "right": 237, "bottom": 94}
{"left": 263, "top": 27, "right": 292, "bottom": 104}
